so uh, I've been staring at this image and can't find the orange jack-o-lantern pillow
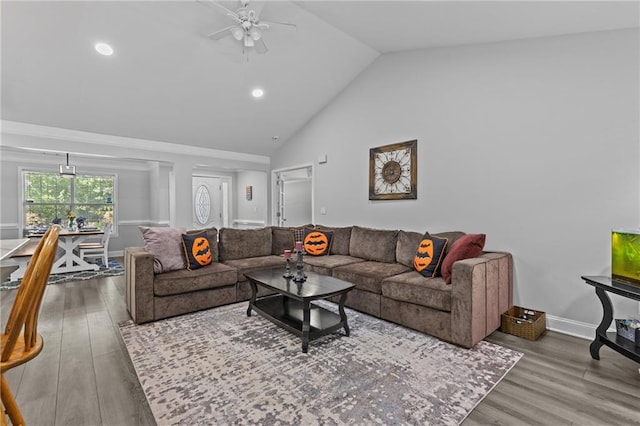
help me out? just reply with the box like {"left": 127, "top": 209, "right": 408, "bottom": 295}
{"left": 302, "top": 228, "right": 333, "bottom": 256}
{"left": 181, "top": 232, "right": 213, "bottom": 270}
{"left": 413, "top": 232, "right": 448, "bottom": 278}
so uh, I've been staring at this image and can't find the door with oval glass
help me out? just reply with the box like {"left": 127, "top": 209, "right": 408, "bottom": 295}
{"left": 192, "top": 176, "right": 229, "bottom": 230}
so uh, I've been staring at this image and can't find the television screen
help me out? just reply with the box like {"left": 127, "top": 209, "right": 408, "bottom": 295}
{"left": 612, "top": 229, "right": 640, "bottom": 286}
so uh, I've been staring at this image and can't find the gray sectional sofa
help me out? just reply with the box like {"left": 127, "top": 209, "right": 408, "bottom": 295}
{"left": 125, "top": 225, "right": 512, "bottom": 348}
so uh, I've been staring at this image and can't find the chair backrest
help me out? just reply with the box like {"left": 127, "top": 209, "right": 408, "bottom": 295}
{"left": 2, "top": 226, "right": 59, "bottom": 362}
{"left": 101, "top": 223, "right": 113, "bottom": 246}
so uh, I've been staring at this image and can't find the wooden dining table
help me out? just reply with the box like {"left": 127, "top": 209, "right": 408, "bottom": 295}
{"left": 49, "top": 228, "right": 105, "bottom": 274}
{"left": 8, "top": 228, "right": 106, "bottom": 280}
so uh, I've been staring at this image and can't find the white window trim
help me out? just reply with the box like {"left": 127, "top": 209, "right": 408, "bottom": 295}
{"left": 19, "top": 167, "right": 118, "bottom": 237}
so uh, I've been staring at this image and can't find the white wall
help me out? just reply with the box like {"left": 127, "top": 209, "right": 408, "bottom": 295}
{"left": 236, "top": 170, "right": 268, "bottom": 226}
{"left": 1, "top": 124, "right": 271, "bottom": 251}
{"left": 0, "top": 150, "right": 152, "bottom": 252}
{"left": 271, "top": 29, "right": 640, "bottom": 336}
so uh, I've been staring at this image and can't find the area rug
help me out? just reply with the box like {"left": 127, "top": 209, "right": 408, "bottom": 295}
{"left": 0, "top": 258, "right": 124, "bottom": 290}
{"left": 119, "top": 301, "right": 522, "bottom": 425}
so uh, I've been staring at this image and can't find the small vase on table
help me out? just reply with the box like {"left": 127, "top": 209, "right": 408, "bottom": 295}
{"left": 283, "top": 250, "right": 293, "bottom": 278}
{"left": 293, "top": 241, "right": 306, "bottom": 283}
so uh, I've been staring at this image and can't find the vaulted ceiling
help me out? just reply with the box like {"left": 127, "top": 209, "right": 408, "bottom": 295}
{"left": 2, "top": 1, "right": 638, "bottom": 157}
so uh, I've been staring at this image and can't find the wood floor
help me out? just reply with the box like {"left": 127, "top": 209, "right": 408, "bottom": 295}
{"left": 1, "top": 272, "right": 639, "bottom": 425}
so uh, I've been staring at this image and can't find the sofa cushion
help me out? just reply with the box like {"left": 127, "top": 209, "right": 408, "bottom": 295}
{"left": 272, "top": 227, "right": 295, "bottom": 255}
{"left": 349, "top": 226, "right": 398, "bottom": 263}
{"left": 441, "top": 233, "right": 486, "bottom": 284}
{"left": 139, "top": 226, "right": 187, "bottom": 274}
{"left": 382, "top": 271, "right": 452, "bottom": 312}
{"left": 432, "top": 231, "right": 466, "bottom": 256}
{"left": 219, "top": 227, "right": 272, "bottom": 261}
{"left": 153, "top": 262, "right": 237, "bottom": 297}
{"left": 303, "top": 255, "right": 365, "bottom": 276}
{"left": 414, "top": 232, "right": 448, "bottom": 278}
{"left": 303, "top": 228, "right": 332, "bottom": 256}
{"left": 396, "top": 230, "right": 423, "bottom": 268}
{"left": 316, "top": 225, "right": 352, "bottom": 255}
{"left": 181, "top": 232, "right": 213, "bottom": 270}
{"left": 333, "top": 261, "right": 410, "bottom": 294}
{"left": 222, "top": 255, "right": 286, "bottom": 282}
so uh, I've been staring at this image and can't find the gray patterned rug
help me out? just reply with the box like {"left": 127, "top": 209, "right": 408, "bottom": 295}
{"left": 119, "top": 301, "right": 522, "bottom": 425}
{"left": 0, "top": 259, "right": 124, "bottom": 290}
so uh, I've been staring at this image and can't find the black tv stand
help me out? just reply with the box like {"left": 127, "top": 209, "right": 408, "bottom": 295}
{"left": 582, "top": 275, "right": 640, "bottom": 364}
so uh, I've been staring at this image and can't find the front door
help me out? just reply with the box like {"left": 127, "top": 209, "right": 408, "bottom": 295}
{"left": 192, "top": 176, "right": 222, "bottom": 230}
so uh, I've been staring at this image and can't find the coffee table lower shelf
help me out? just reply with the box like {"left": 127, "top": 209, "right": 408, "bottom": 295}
{"left": 250, "top": 295, "right": 348, "bottom": 352}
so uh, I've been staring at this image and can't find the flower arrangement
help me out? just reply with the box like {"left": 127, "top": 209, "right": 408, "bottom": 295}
{"left": 66, "top": 209, "right": 76, "bottom": 229}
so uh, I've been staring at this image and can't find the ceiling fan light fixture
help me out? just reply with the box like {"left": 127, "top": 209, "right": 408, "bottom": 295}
{"left": 249, "top": 27, "right": 261, "bottom": 41}
{"left": 231, "top": 26, "right": 244, "bottom": 40}
{"left": 244, "top": 35, "right": 255, "bottom": 47}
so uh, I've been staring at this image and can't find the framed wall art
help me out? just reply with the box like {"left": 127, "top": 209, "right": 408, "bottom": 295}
{"left": 369, "top": 139, "right": 417, "bottom": 200}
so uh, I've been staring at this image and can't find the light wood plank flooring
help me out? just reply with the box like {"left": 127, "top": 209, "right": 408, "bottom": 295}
{"left": 1, "top": 272, "right": 639, "bottom": 425}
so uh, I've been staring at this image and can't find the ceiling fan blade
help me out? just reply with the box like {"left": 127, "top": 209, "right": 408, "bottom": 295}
{"left": 248, "top": 1, "right": 266, "bottom": 19}
{"left": 207, "top": 25, "right": 236, "bottom": 40}
{"left": 254, "top": 37, "right": 268, "bottom": 54}
{"left": 197, "top": 0, "right": 241, "bottom": 23}
{"left": 260, "top": 20, "right": 296, "bottom": 30}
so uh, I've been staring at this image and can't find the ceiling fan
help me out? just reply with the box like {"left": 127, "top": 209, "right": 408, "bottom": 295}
{"left": 200, "top": 0, "right": 296, "bottom": 54}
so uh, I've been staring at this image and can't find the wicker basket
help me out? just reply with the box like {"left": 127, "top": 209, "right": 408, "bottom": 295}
{"left": 501, "top": 306, "right": 546, "bottom": 341}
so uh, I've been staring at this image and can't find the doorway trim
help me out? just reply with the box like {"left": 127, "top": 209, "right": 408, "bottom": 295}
{"left": 192, "top": 174, "right": 232, "bottom": 229}
{"left": 271, "top": 163, "right": 314, "bottom": 227}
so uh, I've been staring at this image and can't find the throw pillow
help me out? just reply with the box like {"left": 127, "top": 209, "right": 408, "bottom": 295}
{"left": 291, "top": 226, "right": 307, "bottom": 248}
{"left": 181, "top": 232, "right": 213, "bottom": 270}
{"left": 139, "top": 226, "right": 187, "bottom": 274}
{"left": 413, "top": 232, "right": 448, "bottom": 278}
{"left": 303, "top": 228, "right": 333, "bottom": 256}
{"left": 441, "top": 233, "right": 486, "bottom": 284}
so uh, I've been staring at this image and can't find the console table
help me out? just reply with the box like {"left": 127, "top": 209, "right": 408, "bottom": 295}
{"left": 582, "top": 275, "right": 640, "bottom": 364}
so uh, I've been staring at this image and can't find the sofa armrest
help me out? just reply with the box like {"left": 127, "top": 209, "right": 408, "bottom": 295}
{"left": 125, "top": 247, "right": 156, "bottom": 324}
{"left": 449, "top": 252, "right": 513, "bottom": 347}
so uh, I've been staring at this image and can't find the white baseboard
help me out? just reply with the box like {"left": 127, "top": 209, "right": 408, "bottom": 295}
{"left": 545, "top": 314, "right": 611, "bottom": 340}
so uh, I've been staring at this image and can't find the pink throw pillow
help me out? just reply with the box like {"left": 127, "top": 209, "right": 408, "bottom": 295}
{"left": 441, "top": 234, "right": 486, "bottom": 284}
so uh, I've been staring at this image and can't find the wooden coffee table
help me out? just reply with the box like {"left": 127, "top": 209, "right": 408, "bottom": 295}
{"left": 245, "top": 269, "right": 355, "bottom": 353}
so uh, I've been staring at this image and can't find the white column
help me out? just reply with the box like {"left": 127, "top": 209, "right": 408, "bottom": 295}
{"left": 169, "top": 161, "right": 193, "bottom": 229}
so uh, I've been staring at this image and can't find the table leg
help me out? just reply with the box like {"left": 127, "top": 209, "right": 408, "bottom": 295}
{"left": 590, "top": 287, "right": 613, "bottom": 360}
{"left": 51, "top": 235, "right": 100, "bottom": 274}
{"left": 302, "top": 300, "right": 311, "bottom": 353}
{"left": 247, "top": 280, "right": 257, "bottom": 317}
{"left": 339, "top": 292, "right": 350, "bottom": 337}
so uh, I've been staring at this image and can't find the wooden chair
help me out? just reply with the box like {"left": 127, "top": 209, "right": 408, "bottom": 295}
{"left": 1, "top": 226, "right": 59, "bottom": 425}
{"left": 78, "top": 223, "right": 112, "bottom": 266}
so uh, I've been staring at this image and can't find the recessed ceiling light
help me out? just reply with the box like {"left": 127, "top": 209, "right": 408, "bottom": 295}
{"left": 95, "top": 42, "right": 114, "bottom": 56}
{"left": 251, "top": 88, "right": 264, "bottom": 98}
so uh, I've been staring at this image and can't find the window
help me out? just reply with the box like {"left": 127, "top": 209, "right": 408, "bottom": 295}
{"left": 22, "top": 170, "right": 116, "bottom": 235}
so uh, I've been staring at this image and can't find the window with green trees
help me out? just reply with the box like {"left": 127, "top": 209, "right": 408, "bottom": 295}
{"left": 22, "top": 171, "right": 116, "bottom": 234}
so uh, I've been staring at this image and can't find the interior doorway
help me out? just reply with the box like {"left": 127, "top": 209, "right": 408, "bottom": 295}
{"left": 192, "top": 175, "right": 230, "bottom": 230}
{"left": 272, "top": 165, "right": 313, "bottom": 227}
